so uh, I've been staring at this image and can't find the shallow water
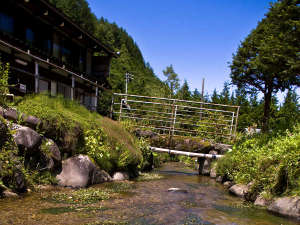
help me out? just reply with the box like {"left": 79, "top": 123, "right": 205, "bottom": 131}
{"left": 0, "top": 162, "right": 299, "bottom": 225}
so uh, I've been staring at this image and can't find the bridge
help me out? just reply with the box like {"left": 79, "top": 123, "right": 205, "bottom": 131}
{"left": 110, "top": 93, "right": 240, "bottom": 172}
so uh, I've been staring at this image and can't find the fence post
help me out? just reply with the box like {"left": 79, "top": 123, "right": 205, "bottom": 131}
{"left": 168, "top": 99, "right": 176, "bottom": 146}
{"left": 110, "top": 94, "right": 114, "bottom": 119}
{"left": 119, "top": 98, "right": 123, "bottom": 122}
{"left": 234, "top": 106, "right": 240, "bottom": 139}
{"left": 172, "top": 105, "right": 178, "bottom": 137}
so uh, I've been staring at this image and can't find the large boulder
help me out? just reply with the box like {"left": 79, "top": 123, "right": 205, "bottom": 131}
{"left": 268, "top": 197, "right": 300, "bottom": 220}
{"left": 23, "top": 115, "right": 42, "bottom": 129}
{"left": 13, "top": 126, "right": 42, "bottom": 152}
{"left": 56, "top": 155, "right": 112, "bottom": 188}
{"left": 3, "top": 108, "right": 19, "bottom": 121}
{"left": 229, "top": 184, "right": 249, "bottom": 198}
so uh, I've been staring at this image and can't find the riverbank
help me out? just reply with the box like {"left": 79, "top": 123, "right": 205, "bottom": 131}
{"left": 214, "top": 125, "right": 300, "bottom": 220}
{"left": 0, "top": 162, "right": 298, "bottom": 225}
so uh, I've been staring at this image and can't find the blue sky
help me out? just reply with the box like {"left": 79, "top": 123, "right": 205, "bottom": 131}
{"left": 87, "top": 0, "right": 281, "bottom": 97}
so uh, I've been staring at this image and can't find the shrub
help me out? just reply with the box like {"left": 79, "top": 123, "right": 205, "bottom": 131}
{"left": 0, "top": 61, "right": 10, "bottom": 107}
{"left": 15, "top": 94, "right": 142, "bottom": 174}
{"left": 217, "top": 124, "right": 300, "bottom": 197}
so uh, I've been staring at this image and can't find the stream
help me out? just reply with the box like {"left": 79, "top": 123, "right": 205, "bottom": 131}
{"left": 0, "top": 162, "right": 298, "bottom": 225}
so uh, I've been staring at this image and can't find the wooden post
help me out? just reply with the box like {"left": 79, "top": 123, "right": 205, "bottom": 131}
{"left": 34, "top": 62, "right": 39, "bottom": 93}
{"left": 71, "top": 76, "right": 75, "bottom": 100}
{"left": 95, "top": 81, "right": 98, "bottom": 110}
{"left": 234, "top": 106, "right": 240, "bottom": 139}
{"left": 197, "top": 157, "right": 206, "bottom": 175}
{"left": 118, "top": 98, "right": 123, "bottom": 121}
{"left": 168, "top": 99, "right": 176, "bottom": 147}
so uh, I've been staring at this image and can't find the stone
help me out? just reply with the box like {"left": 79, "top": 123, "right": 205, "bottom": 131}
{"left": 210, "top": 164, "right": 217, "bottom": 178}
{"left": 168, "top": 188, "right": 188, "bottom": 193}
{"left": 212, "top": 143, "right": 232, "bottom": 154}
{"left": 229, "top": 184, "right": 249, "bottom": 198}
{"left": 112, "top": 172, "right": 129, "bottom": 181}
{"left": 13, "top": 126, "right": 42, "bottom": 151}
{"left": 56, "top": 155, "right": 112, "bottom": 188}
{"left": 134, "top": 129, "right": 158, "bottom": 139}
{"left": 223, "top": 181, "right": 233, "bottom": 189}
{"left": 3, "top": 108, "right": 19, "bottom": 121}
{"left": 0, "top": 106, "right": 4, "bottom": 117}
{"left": 40, "top": 138, "right": 62, "bottom": 172}
{"left": 2, "top": 190, "right": 18, "bottom": 198}
{"left": 24, "top": 115, "right": 41, "bottom": 129}
{"left": 268, "top": 196, "right": 300, "bottom": 220}
{"left": 254, "top": 195, "right": 269, "bottom": 207}
{"left": 13, "top": 170, "right": 27, "bottom": 192}
{"left": 216, "top": 176, "right": 223, "bottom": 183}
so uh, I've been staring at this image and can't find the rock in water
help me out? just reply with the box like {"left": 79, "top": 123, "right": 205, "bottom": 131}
{"left": 168, "top": 188, "right": 188, "bottom": 193}
{"left": 56, "top": 154, "right": 112, "bottom": 188}
{"left": 268, "top": 196, "right": 300, "bottom": 220}
{"left": 113, "top": 172, "right": 129, "bottom": 181}
{"left": 229, "top": 184, "right": 249, "bottom": 198}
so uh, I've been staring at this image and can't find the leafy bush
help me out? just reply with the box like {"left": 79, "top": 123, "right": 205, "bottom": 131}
{"left": 0, "top": 61, "right": 10, "bottom": 107}
{"left": 217, "top": 124, "right": 300, "bottom": 197}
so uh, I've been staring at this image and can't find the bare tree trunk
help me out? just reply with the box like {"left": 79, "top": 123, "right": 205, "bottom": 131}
{"left": 262, "top": 90, "right": 272, "bottom": 133}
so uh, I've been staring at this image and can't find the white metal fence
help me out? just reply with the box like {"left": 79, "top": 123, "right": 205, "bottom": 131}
{"left": 111, "top": 93, "right": 240, "bottom": 141}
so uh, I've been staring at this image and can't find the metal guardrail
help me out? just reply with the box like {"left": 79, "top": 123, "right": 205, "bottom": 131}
{"left": 111, "top": 93, "right": 240, "bottom": 142}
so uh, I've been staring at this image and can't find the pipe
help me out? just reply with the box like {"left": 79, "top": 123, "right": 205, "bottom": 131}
{"left": 149, "top": 147, "right": 224, "bottom": 159}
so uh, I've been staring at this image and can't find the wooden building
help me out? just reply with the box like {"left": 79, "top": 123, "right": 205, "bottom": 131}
{"left": 0, "top": 0, "right": 117, "bottom": 110}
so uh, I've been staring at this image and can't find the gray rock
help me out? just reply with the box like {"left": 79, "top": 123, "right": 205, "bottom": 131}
{"left": 41, "top": 138, "right": 61, "bottom": 172}
{"left": 254, "top": 195, "right": 269, "bottom": 207}
{"left": 212, "top": 143, "right": 232, "bottom": 154}
{"left": 168, "top": 188, "right": 188, "bottom": 193}
{"left": 113, "top": 172, "right": 129, "bottom": 181}
{"left": 24, "top": 115, "right": 41, "bottom": 129}
{"left": 224, "top": 181, "right": 234, "bottom": 189}
{"left": 2, "top": 190, "right": 18, "bottom": 198}
{"left": 229, "top": 184, "right": 249, "bottom": 198}
{"left": 268, "top": 197, "right": 300, "bottom": 220}
{"left": 13, "top": 126, "right": 42, "bottom": 151}
{"left": 56, "top": 155, "right": 112, "bottom": 188}
{"left": 134, "top": 129, "right": 157, "bottom": 139}
{"left": 3, "top": 108, "right": 19, "bottom": 121}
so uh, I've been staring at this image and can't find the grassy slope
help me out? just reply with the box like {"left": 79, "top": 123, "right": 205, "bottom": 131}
{"left": 217, "top": 125, "right": 300, "bottom": 199}
{"left": 15, "top": 94, "right": 142, "bottom": 174}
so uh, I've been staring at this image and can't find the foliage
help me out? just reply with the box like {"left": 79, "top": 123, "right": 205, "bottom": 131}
{"left": 217, "top": 123, "right": 300, "bottom": 197}
{"left": 0, "top": 116, "right": 28, "bottom": 191}
{"left": 135, "top": 172, "right": 164, "bottom": 182}
{"left": 230, "top": 0, "right": 300, "bottom": 131}
{"left": 42, "top": 182, "right": 135, "bottom": 204}
{"left": 0, "top": 61, "right": 10, "bottom": 107}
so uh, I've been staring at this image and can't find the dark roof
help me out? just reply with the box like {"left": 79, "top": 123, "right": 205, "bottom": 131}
{"left": 17, "top": 0, "right": 118, "bottom": 57}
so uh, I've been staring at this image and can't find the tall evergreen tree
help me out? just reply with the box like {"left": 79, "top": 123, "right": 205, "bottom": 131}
{"left": 163, "top": 65, "right": 180, "bottom": 98}
{"left": 177, "top": 80, "right": 191, "bottom": 100}
{"left": 230, "top": 0, "right": 300, "bottom": 132}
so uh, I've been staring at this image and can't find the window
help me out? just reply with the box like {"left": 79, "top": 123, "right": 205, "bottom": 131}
{"left": 0, "top": 13, "right": 14, "bottom": 33}
{"left": 26, "top": 28, "right": 34, "bottom": 44}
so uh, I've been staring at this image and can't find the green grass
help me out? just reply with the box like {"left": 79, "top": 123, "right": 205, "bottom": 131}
{"left": 217, "top": 124, "right": 300, "bottom": 198}
{"left": 15, "top": 94, "right": 142, "bottom": 174}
